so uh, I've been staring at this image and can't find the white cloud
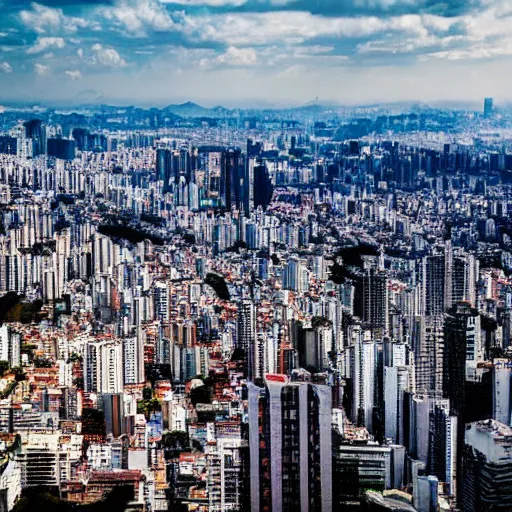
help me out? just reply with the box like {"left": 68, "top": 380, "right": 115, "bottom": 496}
{"left": 422, "top": 39, "right": 512, "bottom": 61}
{"left": 34, "top": 63, "right": 49, "bottom": 75}
{"left": 160, "top": 0, "right": 246, "bottom": 5}
{"left": 178, "top": 11, "right": 443, "bottom": 47}
{"left": 65, "top": 69, "right": 82, "bottom": 81}
{"left": 160, "top": 0, "right": 296, "bottom": 4}
{"left": 353, "top": 0, "right": 418, "bottom": 9}
{"left": 169, "top": 45, "right": 256, "bottom": 70}
{"left": 27, "top": 37, "right": 65, "bottom": 54}
{"left": 20, "top": 2, "right": 88, "bottom": 34}
{"left": 357, "top": 33, "right": 466, "bottom": 54}
{"left": 216, "top": 46, "right": 258, "bottom": 66}
{"left": 91, "top": 44, "right": 127, "bottom": 67}
{"left": 0, "top": 62, "right": 12, "bottom": 73}
{"left": 279, "top": 64, "right": 309, "bottom": 77}
{"left": 354, "top": 3, "right": 512, "bottom": 61}
{"left": 99, "top": 0, "right": 174, "bottom": 36}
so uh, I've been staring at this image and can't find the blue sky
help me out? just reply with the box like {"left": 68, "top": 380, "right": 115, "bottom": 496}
{"left": 0, "top": 0, "right": 509, "bottom": 106}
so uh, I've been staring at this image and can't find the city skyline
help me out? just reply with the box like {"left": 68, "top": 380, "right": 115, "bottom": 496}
{"left": 0, "top": 0, "right": 512, "bottom": 105}
{"left": 3, "top": 2, "right": 512, "bottom": 511}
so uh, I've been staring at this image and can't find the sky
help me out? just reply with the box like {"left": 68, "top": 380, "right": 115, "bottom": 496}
{"left": 0, "top": 0, "right": 510, "bottom": 107}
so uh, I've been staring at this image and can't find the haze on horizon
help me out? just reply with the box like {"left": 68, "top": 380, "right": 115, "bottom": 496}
{"left": 0, "top": 0, "right": 510, "bottom": 106}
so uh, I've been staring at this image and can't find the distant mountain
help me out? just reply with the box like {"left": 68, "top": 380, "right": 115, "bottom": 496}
{"left": 74, "top": 89, "right": 104, "bottom": 104}
{"left": 163, "top": 101, "right": 234, "bottom": 118}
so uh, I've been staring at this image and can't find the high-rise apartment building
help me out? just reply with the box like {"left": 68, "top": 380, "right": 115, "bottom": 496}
{"left": 248, "top": 375, "right": 332, "bottom": 512}
{"left": 122, "top": 335, "right": 145, "bottom": 386}
{"left": 237, "top": 300, "right": 256, "bottom": 379}
{"left": 84, "top": 339, "right": 123, "bottom": 394}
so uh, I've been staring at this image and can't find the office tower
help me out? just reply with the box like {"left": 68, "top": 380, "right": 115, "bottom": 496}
{"left": 412, "top": 315, "right": 444, "bottom": 394}
{"left": 357, "top": 269, "right": 388, "bottom": 334}
{"left": 47, "top": 138, "right": 76, "bottom": 160}
{"left": 451, "top": 252, "right": 479, "bottom": 307}
{"left": 248, "top": 375, "right": 332, "bottom": 512}
{"left": 428, "top": 399, "right": 457, "bottom": 496}
{"left": 156, "top": 148, "right": 169, "bottom": 182}
{"left": 484, "top": 97, "right": 494, "bottom": 118}
{"left": 443, "top": 303, "right": 479, "bottom": 416}
{"left": 237, "top": 300, "right": 256, "bottom": 379}
{"left": 247, "top": 138, "right": 262, "bottom": 157}
{"left": 0, "top": 136, "right": 17, "bottom": 155}
{"left": 333, "top": 442, "right": 394, "bottom": 507}
{"left": 493, "top": 358, "right": 512, "bottom": 425}
{"left": 443, "top": 302, "right": 478, "bottom": 500}
{"left": 403, "top": 392, "right": 430, "bottom": 465}
{"left": 253, "top": 162, "right": 273, "bottom": 211}
{"left": 172, "top": 147, "right": 191, "bottom": 184}
{"left": 198, "top": 146, "right": 222, "bottom": 207}
{"left": 222, "top": 148, "right": 247, "bottom": 213}
{"left": 384, "top": 365, "right": 410, "bottom": 444}
{"left": 72, "top": 128, "right": 91, "bottom": 150}
{"left": 23, "top": 119, "right": 46, "bottom": 157}
{"left": 462, "top": 420, "right": 512, "bottom": 511}
{"left": 422, "top": 252, "right": 447, "bottom": 316}
{"left": 156, "top": 147, "right": 192, "bottom": 195}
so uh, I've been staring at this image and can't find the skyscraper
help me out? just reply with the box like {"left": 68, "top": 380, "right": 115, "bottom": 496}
{"left": 428, "top": 399, "right": 457, "bottom": 496}
{"left": 47, "top": 138, "right": 76, "bottom": 161}
{"left": 422, "top": 253, "right": 446, "bottom": 316}
{"left": 413, "top": 315, "right": 444, "bottom": 395}
{"left": 359, "top": 268, "right": 388, "bottom": 334}
{"left": 23, "top": 119, "right": 46, "bottom": 157}
{"left": 84, "top": 339, "right": 123, "bottom": 394}
{"left": 222, "top": 148, "right": 247, "bottom": 213}
{"left": 492, "top": 358, "right": 512, "bottom": 425}
{"left": 122, "top": 335, "right": 145, "bottom": 386}
{"left": 462, "top": 420, "right": 512, "bottom": 511}
{"left": 237, "top": 300, "right": 256, "bottom": 379}
{"left": 253, "top": 162, "right": 273, "bottom": 211}
{"left": 443, "top": 302, "right": 479, "bottom": 501}
{"left": 248, "top": 375, "right": 332, "bottom": 512}
{"left": 350, "top": 325, "right": 377, "bottom": 433}
{"left": 484, "top": 97, "right": 494, "bottom": 118}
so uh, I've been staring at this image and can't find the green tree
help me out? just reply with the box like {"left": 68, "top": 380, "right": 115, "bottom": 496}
{"left": 190, "top": 385, "right": 212, "bottom": 406}
{"left": 0, "top": 360, "right": 9, "bottom": 377}
{"left": 142, "top": 386, "right": 153, "bottom": 400}
{"left": 137, "top": 398, "right": 161, "bottom": 418}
